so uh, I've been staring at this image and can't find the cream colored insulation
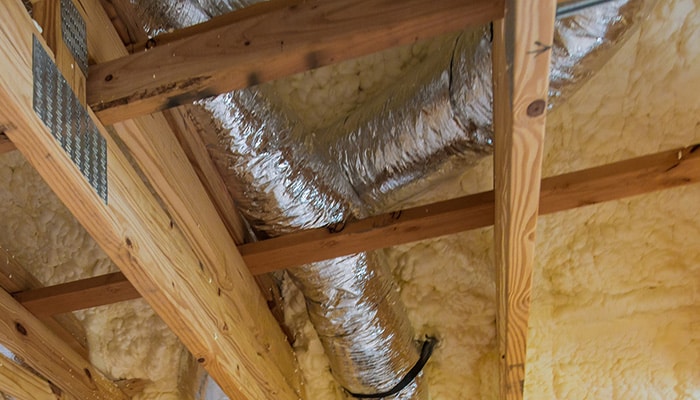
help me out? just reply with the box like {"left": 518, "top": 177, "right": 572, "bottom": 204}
{"left": 0, "top": 151, "right": 195, "bottom": 400}
{"left": 0, "top": 0, "right": 698, "bottom": 398}
{"left": 286, "top": 0, "right": 700, "bottom": 398}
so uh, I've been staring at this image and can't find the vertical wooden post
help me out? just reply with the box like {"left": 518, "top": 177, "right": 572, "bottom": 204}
{"left": 492, "top": 1, "right": 556, "bottom": 399}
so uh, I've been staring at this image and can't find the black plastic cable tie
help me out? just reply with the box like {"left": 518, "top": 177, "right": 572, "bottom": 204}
{"left": 344, "top": 337, "right": 438, "bottom": 399}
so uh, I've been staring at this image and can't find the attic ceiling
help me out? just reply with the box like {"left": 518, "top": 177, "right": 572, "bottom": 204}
{"left": 0, "top": 0, "right": 698, "bottom": 399}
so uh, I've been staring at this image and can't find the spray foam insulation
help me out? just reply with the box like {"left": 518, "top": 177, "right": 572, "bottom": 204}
{"left": 287, "top": 0, "right": 700, "bottom": 398}
{"left": 0, "top": 0, "right": 698, "bottom": 398}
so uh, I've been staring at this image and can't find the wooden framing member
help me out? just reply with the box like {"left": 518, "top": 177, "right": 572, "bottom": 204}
{"left": 0, "top": 133, "right": 15, "bottom": 154}
{"left": 13, "top": 272, "right": 137, "bottom": 317}
{"left": 492, "top": 1, "right": 556, "bottom": 399}
{"left": 0, "top": 288, "right": 127, "bottom": 399}
{"left": 86, "top": 0, "right": 505, "bottom": 124}
{"left": 14, "top": 144, "right": 700, "bottom": 316}
{"left": 161, "top": 108, "right": 289, "bottom": 338}
{"left": 97, "top": 0, "right": 149, "bottom": 49}
{"left": 0, "top": 1, "right": 301, "bottom": 399}
{"left": 77, "top": 0, "right": 288, "bottom": 334}
{"left": 241, "top": 144, "right": 700, "bottom": 273}
{"left": 0, "top": 248, "right": 89, "bottom": 360}
{"left": 0, "top": 352, "right": 71, "bottom": 400}
{"left": 33, "top": 0, "right": 87, "bottom": 105}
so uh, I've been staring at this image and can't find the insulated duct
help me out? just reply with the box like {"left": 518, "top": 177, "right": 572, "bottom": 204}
{"left": 128, "top": 0, "right": 654, "bottom": 398}
{"left": 307, "top": 0, "right": 655, "bottom": 213}
{"left": 190, "top": 81, "right": 428, "bottom": 399}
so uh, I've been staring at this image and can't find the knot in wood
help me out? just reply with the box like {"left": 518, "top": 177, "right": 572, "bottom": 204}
{"left": 526, "top": 99, "right": 546, "bottom": 117}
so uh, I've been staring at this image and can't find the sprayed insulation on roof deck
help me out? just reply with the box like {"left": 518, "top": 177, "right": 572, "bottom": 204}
{"left": 286, "top": 0, "right": 700, "bottom": 398}
{"left": 0, "top": 0, "right": 699, "bottom": 398}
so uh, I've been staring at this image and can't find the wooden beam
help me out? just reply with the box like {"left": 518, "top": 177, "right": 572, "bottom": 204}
{"left": 86, "top": 0, "right": 505, "bottom": 124}
{"left": 491, "top": 1, "right": 556, "bottom": 399}
{"left": 242, "top": 144, "right": 700, "bottom": 273}
{"left": 0, "top": 248, "right": 89, "bottom": 360}
{"left": 85, "top": 0, "right": 294, "bottom": 359}
{"left": 161, "top": 109, "right": 249, "bottom": 245}
{"left": 538, "top": 144, "right": 700, "bottom": 214}
{"left": 33, "top": 0, "right": 86, "bottom": 105}
{"left": 162, "top": 109, "right": 290, "bottom": 340}
{"left": 16, "top": 144, "right": 700, "bottom": 315}
{"left": 0, "top": 353, "right": 66, "bottom": 400}
{"left": 0, "top": 288, "right": 127, "bottom": 399}
{"left": 0, "top": 133, "right": 15, "bottom": 154}
{"left": 0, "top": 1, "right": 301, "bottom": 399}
{"left": 13, "top": 272, "right": 138, "bottom": 316}
{"left": 97, "top": 0, "right": 149, "bottom": 49}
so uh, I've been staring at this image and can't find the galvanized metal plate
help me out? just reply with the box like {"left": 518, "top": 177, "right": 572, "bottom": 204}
{"left": 33, "top": 35, "right": 108, "bottom": 203}
{"left": 60, "top": 0, "right": 88, "bottom": 76}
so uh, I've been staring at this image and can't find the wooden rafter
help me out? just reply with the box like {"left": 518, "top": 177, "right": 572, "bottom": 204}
{"left": 0, "top": 353, "right": 71, "bottom": 400}
{"left": 0, "top": 288, "right": 127, "bottom": 399}
{"left": 79, "top": 0, "right": 289, "bottom": 338}
{"left": 0, "top": 1, "right": 301, "bottom": 399}
{"left": 161, "top": 109, "right": 249, "bottom": 244}
{"left": 14, "top": 144, "right": 700, "bottom": 315}
{"left": 161, "top": 109, "right": 290, "bottom": 338}
{"left": 492, "top": 1, "right": 557, "bottom": 399}
{"left": 98, "top": 0, "right": 149, "bottom": 49}
{"left": 86, "top": 0, "right": 504, "bottom": 124}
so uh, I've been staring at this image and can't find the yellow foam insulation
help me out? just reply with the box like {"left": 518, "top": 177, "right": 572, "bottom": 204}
{"left": 0, "top": 152, "right": 195, "bottom": 399}
{"left": 0, "top": 0, "right": 698, "bottom": 398}
{"left": 289, "top": 0, "right": 700, "bottom": 398}
{"left": 524, "top": 0, "right": 700, "bottom": 397}
{"left": 396, "top": 0, "right": 700, "bottom": 398}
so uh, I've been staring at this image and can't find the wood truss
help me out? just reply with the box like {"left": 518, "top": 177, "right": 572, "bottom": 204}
{"left": 0, "top": 0, "right": 696, "bottom": 399}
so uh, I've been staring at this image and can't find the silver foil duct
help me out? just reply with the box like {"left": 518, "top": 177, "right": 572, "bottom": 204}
{"left": 309, "top": 0, "right": 655, "bottom": 213}
{"left": 191, "top": 89, "right": 427, "bottom": 398}
{"left": 550, "top": 0, "right": 657, "bottom": 107}
{"left": 127, "top": 0, "right": 654, "bottom": 398}
{"left": 309, "top": 29, "right": 493, "bottom": 212}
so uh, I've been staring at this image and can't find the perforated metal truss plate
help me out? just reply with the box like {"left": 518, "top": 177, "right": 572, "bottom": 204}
{"left": 60, "top": 0, "right": 87, "bottom": 75}
{"left": 33, "top": 35, "right": 108, "bottom": 203}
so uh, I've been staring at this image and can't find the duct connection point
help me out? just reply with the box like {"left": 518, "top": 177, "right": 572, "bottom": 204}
{"left": 345, "top": 337, "right": 438, "bottom": 399}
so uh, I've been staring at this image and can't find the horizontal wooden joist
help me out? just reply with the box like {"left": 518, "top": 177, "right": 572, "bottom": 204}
{"left": 14, "top": 144, "right": 700, "bottom": 316}
{"left": 242, "top": 144, "right": 700, "bottom": 273}
{"left": 87, "top": 0, "right": 504, "bottom": 124}
{"left": 12, "top": 272, "right": 137, "bottom": 317}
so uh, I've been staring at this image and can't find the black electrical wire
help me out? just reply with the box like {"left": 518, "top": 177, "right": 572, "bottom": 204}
{"left": 344, "top": 337, "right": 438, "bottom": 399}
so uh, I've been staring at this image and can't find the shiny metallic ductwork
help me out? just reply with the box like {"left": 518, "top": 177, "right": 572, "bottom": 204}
{"left": 549, "top": 0, "right": 657, "bottom": 107}
{"left": 308, "top": 0, "right": 654, "bottom": 213}
{"left": 191, "top": 81, "right": 427, "bottom": 399}
{"left": 308, "top": 29, "right": 493, "bottom": 212}
{"left": 129, "top": 0, "right": 653, "bottom": 398}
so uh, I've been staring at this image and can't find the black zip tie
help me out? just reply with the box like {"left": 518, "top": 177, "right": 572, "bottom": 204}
{"left": 345, "top": 337, "right": 437, "bottom": 399}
